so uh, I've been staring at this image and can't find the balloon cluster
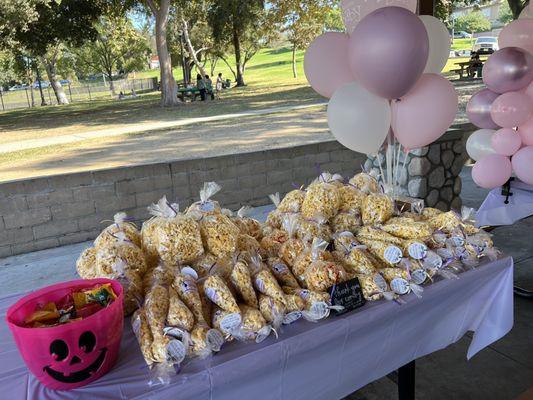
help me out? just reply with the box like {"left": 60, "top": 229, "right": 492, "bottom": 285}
{"left": 466, "top": 17, "right": 533, "bottom": 189}
{"left": 304, "top": 3, "right": 458, "bottom": 190}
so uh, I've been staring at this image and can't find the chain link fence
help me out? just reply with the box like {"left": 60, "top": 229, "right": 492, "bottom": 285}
{"left": 0, "top": 78, "right": 158, "bottom": 111}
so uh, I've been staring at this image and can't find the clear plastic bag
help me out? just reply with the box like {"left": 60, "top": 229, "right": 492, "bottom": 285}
{"left": 268, "top": 258, "right": 300, "bottom": 288}
{"left": 331, "top": 210, "right": 362, "bottom": 234}
{"left": 361, "top": 193, "right": 395, "bottom": 225}
{"left": 94, "top": 212, "right": 141, "bottom": 250}
{"left": 301, "top": 176, "right": 341, "bottom": 220}
{"left": 279, "top": 214, "right": 306, "bottom": 266}
{"left": 348, "top": 172, "right": 381, "bottom": 194}
{"left": 260, "top": 228, "right": 289, "bottom": 259}
{"left": 131, "top": 308, "right": 155, "bottom": 366}
{"left": 230, "top": 259, "right": 259, "bottom": 308}
{"left": 277, "top": 188, "right": 306, "bottom": 213}
{"left": 253, "top": 268, "right": 287, "bottom": 306}
{"left": 96, "top": 232, "right": 148, "bottom": 278}
{"left": 232, "top": 206, "right": 263, "bottom": 240}
{"left": 76, "top": 247, "right": 97, "bottom": 279}
{"left": 303, "top": 259, "right": 347, "bottom": 292}
{"left": 203, "top": 274, "right": 241, "bottom": 313}
{"left": 187, "top": 182, "right": 222, "bottom": 215}
{"left": 168, "top": 287, "right": 195, "bottom": 331}
{"left": 199, "top": 213, "right": 240, "bottom": 258}
{"left": 339, "top": 184, "right": 367, "bottom": 212}
{"left": 173, "top": 273, "right": 207, "bottom": 325}
{"left": 291, "top": 238, "right": 332, "bottom": 285}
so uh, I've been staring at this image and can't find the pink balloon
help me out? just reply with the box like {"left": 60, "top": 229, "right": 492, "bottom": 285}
{"left": 348, "top": 6, "right": 429, "bottom": 100}
{"left": 518, "top": 117, "right": 533, "bottom": 146}
{"left": 525, "top": 81, "right": 533, "bottom": 101}
{"left": 491, "top": 128, "right": 522, "bottom": 156}
{"left": 304, "top": 32, "right": 355, "bottom": 98}
{"left": 391, "top": 73, "right": 458, "bottom": 149}
{"left": 512, "top": 146, "right": 533, "bottom": 185}
{"left": 472, "top": 154, "right": 513, "bottom": 189}
{"left": 341, "top": 0, "right": 417, "bottom": 34}
{"left": 490, "top": 91, "right": 532, "bottom": 128}
{"left": 499, "top": 19, "right": 533, "bottom": 54}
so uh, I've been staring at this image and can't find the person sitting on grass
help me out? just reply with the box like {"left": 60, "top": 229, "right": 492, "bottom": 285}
{"left": 205, "top": 75, "right": 215, "bottom": 100}
{"left": 197, "top": 74, "right": 206, "bottom": 101}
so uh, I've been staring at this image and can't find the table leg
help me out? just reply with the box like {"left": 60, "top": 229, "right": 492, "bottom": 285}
{"left": 398, "top": 360, "right": 416, "bottom": 400}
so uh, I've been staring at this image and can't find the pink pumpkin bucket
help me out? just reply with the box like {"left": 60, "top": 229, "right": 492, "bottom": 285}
{"left": 6, "top": 278, "right": 124, "bottom": 391}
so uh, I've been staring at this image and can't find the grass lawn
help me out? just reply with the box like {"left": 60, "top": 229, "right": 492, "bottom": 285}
{"left": 451, "top": 38, "right": 475, "bottom": 52}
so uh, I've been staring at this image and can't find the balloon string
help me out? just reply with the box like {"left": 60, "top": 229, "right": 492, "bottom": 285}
{"left": 394, "top": 140, "right": 402, "bottom": 194}
{"left": 377, "top": 152, "right": 386, "bottom": 189}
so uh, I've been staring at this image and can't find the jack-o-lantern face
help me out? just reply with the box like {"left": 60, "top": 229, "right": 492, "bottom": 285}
{"left": 44, "top": 331, "right": 107, "bottom": 384}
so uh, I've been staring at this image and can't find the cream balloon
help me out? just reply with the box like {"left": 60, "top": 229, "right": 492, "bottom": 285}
{"left": 466, "top": 129, "right": 496, "bottom": 161}
{"left": 327, "top": 81, "right": 391, "bottom": 155}
{"left": 419, "top": 15, "right": 451, "bottom": 74}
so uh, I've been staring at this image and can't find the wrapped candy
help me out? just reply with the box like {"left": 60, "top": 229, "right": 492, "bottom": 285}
{"left": 279, "top": 214, "right": 305, "bottom": 266}
{"left": 357, "top": 226, "right": 404, "bottom": 246}
{"left": 296, "top": 214, "right": 332, "bottom": 243}
{"left": 303, "top": 260, "right": 347, "bottom": 292}
{"left": 203, "top": 274, "right": 240, "bottom": 313}
{"left": 95, "top": 233, "right": 148, "bottom": 278}
{"left": 230, "top": 260, "right": 259, "bottom": 308}
{"left": 187, "top": 182, "right": 222, "bottom": 215}
{"left": 331, "top": 210, "right": 362, "bottom": 234}
{"left": 232, "top": 206, "right": 263, "bottom": 240}
{"left": 254, "top": 268, "right": 286, "bottom": 306}
{"left": 268, "top": 258, "right": 300, "bottom": 288}
{"left": 357, "top": 237, "right": 403, "bottom": 267}
{"left": 168, "top": 287, "right": 195, "bottom": 331}
{"left": 301, "top": 176, "right": 341, "bottom": 220}
{"left": 260, "top": 229, "right": 288, "bottom": 259}
{"left": 76, "top": 247, "right": 97, "bottom": 279}
{"left": 200, "top": 213, "right": 239, "bottom": 258}
{"left": 279, "top": 189, "right": 306, "bottom": 213}
{"left": 173, "top": 273, "right": 206, "bottom": 324}
{"left": 382, "top": 220, "right": 433, "bottom": 241}
{"left": 361, "top": 193, "right": 395, "bottom": 225}
{"left": 348, "top": 172, "right": 381, "bottom": 194}
{"left": 148, "top": 198, "right": 204, "bottom": 266}
{"left": 338, "top": 185, "right": 367, "bottom": 212}
{"left": 131, "top": 308, "right": 155, "bottom": 366}
{"left": 94, "top": 212, "right": 141, "bottom": 250}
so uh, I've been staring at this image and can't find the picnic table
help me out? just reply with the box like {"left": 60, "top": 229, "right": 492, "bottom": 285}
{"left": 177, "top": 87, "right": 200, "bottom": 102}
{"left": 452, "top": 57, "right": 488, "bottom": 80}
{"left": 0, "top": 257, "right": 514, "bottom": 400}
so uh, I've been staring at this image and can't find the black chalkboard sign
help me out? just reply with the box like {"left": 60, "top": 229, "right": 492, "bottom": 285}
{"left": 328, "top": 277, "right": 366, "bottom": 315}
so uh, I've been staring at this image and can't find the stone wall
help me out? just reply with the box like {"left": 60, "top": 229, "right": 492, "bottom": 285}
{"left": 364, "top": 126, "right": 470, "bottom": 211}
{"left": 0, "top": 141, "right": 366, "bottom": 258}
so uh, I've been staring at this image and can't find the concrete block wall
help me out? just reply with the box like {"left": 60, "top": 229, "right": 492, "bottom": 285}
{"left": 0, "top": 141, "right": 366, "bottom": 258}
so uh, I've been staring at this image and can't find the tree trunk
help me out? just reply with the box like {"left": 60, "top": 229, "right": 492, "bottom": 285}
{"left": 35, "top": 67, "right": 47, "bottom": 106}
{"left": 41, "top": 56, "right": 69, "bottom": 105}
{"left": 232, "top": 22, "right": 245, "bottom": 86}
{"left": 507, "top": 0, "right": 527, "bottom": 19}
{"left": 109, "top": 76, "right": 116, "bottom": 96}
{"left": 182, "top": 18, "right": 207, "bottom": 78}
{"left": 292, "top": 44, "right": 297, "bottom": 78}
{"left": 150, "top": 0, "right": 179, "bottom": 106}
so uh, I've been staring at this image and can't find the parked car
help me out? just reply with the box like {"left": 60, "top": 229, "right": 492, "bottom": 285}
{"left": 8, "top": 84, "right": 29, "bottom": 91}
{"left": 454, "top": 31, "right": 472, "bottom": 39}
{"left": 472, "top": 37, "right": 499, "bottom": 54}
{"left": 33, "top": 80, "right": 50, "bottom": 89}
{"left": 59, "top": 79, "right": 71, "bottom": 85}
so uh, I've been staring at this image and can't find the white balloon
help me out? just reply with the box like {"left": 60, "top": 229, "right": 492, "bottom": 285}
{"left": 466, "top": 129, "right": 496, "bottom": 161}
{"left": 419, "top": 15, "right": 451, "bottom": 74}
{"left": 519, "top": 5, "right": 533, "bottom": 19}
{"left": 327, "top": 81, "right": 391, "bottom": 155}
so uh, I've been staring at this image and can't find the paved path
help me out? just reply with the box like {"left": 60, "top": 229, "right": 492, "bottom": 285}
{"left": 0, "top": 103, "right": 326, "bottom": 154}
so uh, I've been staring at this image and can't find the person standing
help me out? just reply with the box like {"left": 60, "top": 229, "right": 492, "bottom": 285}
{"left": 216, "top": 73, "right": 224, "bottom": 99}
{"left": 205, "top": 75, "right": 215, "bottom": 100}
{"left": 197, "top": 73, "right": 206, "bottom": 101}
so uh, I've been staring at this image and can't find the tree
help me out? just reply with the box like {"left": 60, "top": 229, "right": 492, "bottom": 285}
{"left": 270, "top": 0, "right": 334, "bottom": 78}
{"left": 145, "top": 0, "right": 180, "bottom": 106}
{"left": 499, "top": 1, "right": 514, "bottom": 23}
{"left": 0, "top": 0, "right": 47, "bottom": 48}
{"left": 209, "top": 0, "right": 267, "bottom": 86}
{"left": 324, "top": 4, "right": 345, "bottom": 32}
{"left": 506, "top": 0, "right": 529, "bottom": 19}
{"left": 8, "top": 0, "right": 104, "bottom": 104}
{"left": 455, "top": 11, "right": 491, "bottom": 33}
{"left": 76, "top": 18, "right": 150, "bottom": 95}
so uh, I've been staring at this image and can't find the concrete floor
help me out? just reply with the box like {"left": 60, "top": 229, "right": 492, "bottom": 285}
{"left": 0, "top": 169, "right": 531, "bottom": 399}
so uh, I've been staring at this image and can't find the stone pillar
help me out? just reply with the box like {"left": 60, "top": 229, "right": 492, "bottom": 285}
{"left": 363, "top": 128, "right": 470, "bottom": 211}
